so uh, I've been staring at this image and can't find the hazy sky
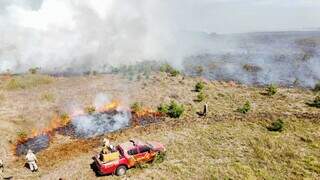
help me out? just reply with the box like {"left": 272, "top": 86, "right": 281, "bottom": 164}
{"left": 1, "top": 0, "right": 320, "bottom": 33}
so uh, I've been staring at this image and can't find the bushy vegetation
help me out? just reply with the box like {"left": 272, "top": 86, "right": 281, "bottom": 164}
{"left": 17, "top": 130, "right": 28, "bottom": 139}
{"left": 158, "top": 101, "right": 185, "bottom": 118}
{"left": 110, "top": 60, "right": 161, "bottom": 80}
{"left": 196, "top": 91, "right": 207, "bottom": 102}
{"left": 160, "top": 63, "right": 180, "bottom": 77}
{"left": 195, "top": 81, "right": 205, "bottom": 92}
{"left": 307, "top": 96, "right": 320, "bottom": 108}
{"left": 267, "top": 119, "right": 284, "bottom": 132}
{"left": 158, "top": 103, "right": 169, "bottom": 114}
{"left": 266, "top": 84, "right": 277, "bottom": 96}
{"left": 153, "top": 151, "right": 166, "bottom": 164}
{"left": 131, "top": 102, "right": 143, "bottom": 112}
{"left": 237, "top": 101, "right": 251, "bottom": 114}
{"left": 29, "top": 67, "right": 40, "bottom": 74}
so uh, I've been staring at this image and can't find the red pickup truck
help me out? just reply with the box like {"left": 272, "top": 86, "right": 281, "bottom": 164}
{"left": 93, "top": 139, "right": 165, "bottom": 176}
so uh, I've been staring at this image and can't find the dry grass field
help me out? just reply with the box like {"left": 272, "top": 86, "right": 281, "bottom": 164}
{"left": 0, "top": 72, "right": 319, "bottom": 179}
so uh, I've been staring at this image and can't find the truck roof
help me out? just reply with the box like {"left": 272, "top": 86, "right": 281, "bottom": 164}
{"left": 118, "top": 139, "right": 146, "bottom": 156}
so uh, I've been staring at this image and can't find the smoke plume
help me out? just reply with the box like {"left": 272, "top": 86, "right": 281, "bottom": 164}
{"left": 71, "top": 111, "right": 131, "bottom": 138}
{"left": 0, "top": 0, "right": 320, "bottom": 86}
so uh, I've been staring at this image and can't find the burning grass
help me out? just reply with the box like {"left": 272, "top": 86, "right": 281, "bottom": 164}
{"left": 14, "top": 100, "right": 165, "bottom": 156}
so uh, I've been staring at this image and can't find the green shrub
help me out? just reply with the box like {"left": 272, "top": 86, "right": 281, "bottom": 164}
{"left": 195, "top": 82, "right": 205, "bottom": 92}
{"left": 160, "top": 63, "right": 180, "bottom": 76}
{"left": 266, "top": 84, "right": 277, "bottom": 96}
{"left": 266, "top": 84, "right": 278, "bottom": 96}
{"left": 158, "top": 101, "right": 184, "bottom": 118}
{"left": 196, "top": 92, "right": 206, "bottom": 102}
{"left": 131, "top": 102, "right": 143, "bottom": 112}
{"left": 314, "top": 82, "right": 320, "bottom": 92}
{"left": 237, "top": 101, "right": 251, "bottom": 114}
{"left": 17, "top": 131, "right": 28, "bottom": 139}
{"left": 267, "top": 119, "right": 284, "bottom": 132}
{"left": 308, "top": 96, "right": 320, "bottom": 108}
{"left": 167, "top": 101, "right": 185, "bottom": 118}
{"left": 29, "top": 67, "right": 40, "bottom": 74}
{"left": 157, "top": 103, "right": 169, "bottom": 114}
{"left": 153, "top": 151, "right": 166, "bottom": 164}
{"left": 170, "top": 69, "right": 180, "bottom": 77}
{"left": 160, "top": 63, "right": 171, "bottom": 72}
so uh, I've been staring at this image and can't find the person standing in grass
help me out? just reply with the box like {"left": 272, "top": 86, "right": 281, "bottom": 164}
{"left": 203, "top": 103, "right": 208, "bottom": 116}
{"left": 0, "top": 159, "right": 4, "bottom": 178}
{"left": 25, "top": 150, "right": 38, "bottom": 172}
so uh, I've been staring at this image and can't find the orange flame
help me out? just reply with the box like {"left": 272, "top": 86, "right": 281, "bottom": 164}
{"left": 13, "top": 99, "right": 166, "bottom": 155}
{"left": 98, "top": 100, "right": 121, "bottom": 112}
{"left": 133, "top": 107, "right": 161, "bottom": 117}
{"left": 15, "top": 100, "right": 123, "bottom": 145}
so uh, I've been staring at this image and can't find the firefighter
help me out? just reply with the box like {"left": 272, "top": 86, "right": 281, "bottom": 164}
{"left": 101, "top": 138, "right": 115, "bottom": 154}
{"left": 203, "top": 103, "right": 208, "bottom": 116}
{"left": 0, "top": 159, "right": 4, "bottom": 178}
{"left": 25, "top": 150, "right": 38, "bottom": 172}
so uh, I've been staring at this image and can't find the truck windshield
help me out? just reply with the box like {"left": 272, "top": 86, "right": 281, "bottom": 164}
{"left": 127, "top": 148, "right": 138, "bottom": 155}
{"left": 139, "top": 146, "right": 151, "bottom": 153}
{"left": 146, "top": 142, "right": 154, "bottom": 149}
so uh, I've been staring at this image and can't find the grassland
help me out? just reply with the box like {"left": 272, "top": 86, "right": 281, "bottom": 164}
{"left": 0, "top": 74, "right": 54, "bottom": 90}
{"left": 0, "top": 72, "right": 319, "bottom": 179}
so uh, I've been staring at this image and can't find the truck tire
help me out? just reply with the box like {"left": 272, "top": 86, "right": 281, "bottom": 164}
{"left": 116, "top": 165, "right": 127, "bottom": 176}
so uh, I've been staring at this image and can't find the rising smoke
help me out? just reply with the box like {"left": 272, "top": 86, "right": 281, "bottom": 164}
{"left": 0, "top": 0, "right": 320, "bottom": 86}
{"left": 71, "top": 111, "right": 131, "bottom": 138}
{"left": 71, "top": 93, "right": 131, "bottom": 138}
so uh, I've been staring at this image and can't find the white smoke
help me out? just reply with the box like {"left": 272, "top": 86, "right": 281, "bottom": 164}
{"left": 0, "top": 0, "right": 320, "bottom": 86}
{"left": 71, "top": 111, "right": 131, "bottom": 138}
{"left": 94, "top": 93, "right": 110, "bottom": 110}
{"left": 0, "top": 0, "right": 198, "bottom": 72}
{"left": 69, "top": 93, "right": 131, "bottom": 138}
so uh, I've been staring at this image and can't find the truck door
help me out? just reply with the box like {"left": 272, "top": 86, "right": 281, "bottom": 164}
{"left": 127, "top": 148, "right": 139, "bottom": 167}
{"left": 137, "top": 145, "right": 152, "bottom": 163}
